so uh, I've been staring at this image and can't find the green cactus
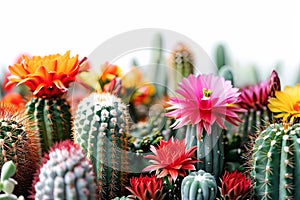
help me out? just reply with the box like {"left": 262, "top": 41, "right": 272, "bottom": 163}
{"left": 185, "top": 124, "right": 224, "bottom": 179}
{"left": 251, "top": 123, "right": 300, "bottom": 199}
{"left": 113, "top": 196, "right": 130, "bottom": 200}
{"left": 0, "top": 161, "right": 25, "bottom": 200}
{"left": 74, "top": 92, "right": 129, "bottom": 199}
{"left": 215, "top": 44, "right": 228, "bottom": 70}
{"left": 181, "top": 169, "right": 217, "bottom": 200}
{"left": 33, "top": 140, "right": 97, "bottom": 200}
{"left": 26, "top": 97, "right": 73, "bottom": 153}
{"left": 218, "top": 66, "right": 234, "bottom": 86}
{"left": 168, "top": 43, "right": 194, "bottom": 90}
{"left": 0, "top": 105, "right": 41, "bottom": 197}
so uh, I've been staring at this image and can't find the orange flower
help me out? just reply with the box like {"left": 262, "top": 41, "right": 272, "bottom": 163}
{"left": 99, "top": 63, "right": 122, "bottom": 89}
{"left": 6, "top": 51, "right": 84, "bottom": 98}
{"left": 131, "top": 83, "right": 156, "bottom": 106}
{"left": 1, "top": 92, "right": 24, "bottom": 108}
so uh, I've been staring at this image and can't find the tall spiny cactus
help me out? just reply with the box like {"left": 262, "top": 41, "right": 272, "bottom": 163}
{"left": 251, "top": 123, "right": 300, "bottom": 199}
{"left": 74, "top": 92, "right": 129, "bottom": 199}
{"left": 185, "top": 124, "right": 225, "bottom": 178}
{"left": 5, "top": 51, "right": 85, "bottom": 153}
{"left": 181, "top": 169, "right": 217, "bottom": 200}
{"left": 32, "top": 140, "right": 97, "bottom": 200}
{"left": 0, "top": 104, "right": 40, "bottom": 197}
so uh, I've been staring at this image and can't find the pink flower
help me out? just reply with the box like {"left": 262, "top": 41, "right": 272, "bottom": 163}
{"left": 238, "top": 70, "right": 281, "bottom": 110}
{"left": 166, "top": 74, "right": 245, "bottom": 139}
{"left": 143, "top": 137, "right": 199, "bottom": 183}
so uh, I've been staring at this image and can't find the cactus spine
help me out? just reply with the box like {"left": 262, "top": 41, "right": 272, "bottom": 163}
{"left": 185, "top": 124, "right": 224, "bottom": 179}
{"left": 251, "top": 123, "right": 300, "bottom": 199}
{"left": 33, "top": 140, "right": 97, "bottom": 200}
{"left": 0, "top": 104, "right": 40, "bottom": 197}
{"left": 181, "top": 169, "right": 217, "bottom": 200}
{"left": 26, "top": 97, "right": 73, "bottom": 152}
{"left": 74, "top": 93, "right": 129, "bottom": 199}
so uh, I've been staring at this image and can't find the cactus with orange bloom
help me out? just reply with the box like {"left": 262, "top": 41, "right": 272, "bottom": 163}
{"left": 0, "top": 104, "right": 41, "bottom": 197}
{"left": 6, "top": 51, "right": 85, "bottom": 152}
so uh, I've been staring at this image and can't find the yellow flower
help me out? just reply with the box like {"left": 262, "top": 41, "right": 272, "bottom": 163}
{"left": 6, "top": 51, "right": 82, "bottom": 98}
{"left": 268, "top": 84, "right": 300, "bottom": 123}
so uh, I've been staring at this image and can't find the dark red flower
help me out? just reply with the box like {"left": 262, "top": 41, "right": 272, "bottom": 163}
{"left": 221, "top": 171, "right": 252, "bottom": 200}
{"left": 126, "top": 175, "right": 165, "bottom": 200}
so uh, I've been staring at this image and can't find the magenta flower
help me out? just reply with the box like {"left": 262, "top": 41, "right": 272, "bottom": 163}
{"left": 166, "top": 74, "right": 245, "bottom": 139}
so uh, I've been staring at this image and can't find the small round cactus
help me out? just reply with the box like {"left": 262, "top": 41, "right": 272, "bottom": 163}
{"left": 181, "top": 170, "right": 217, "bottom": 200}
{"left": 32, "top": 140, "right": 97, "bottom": 200}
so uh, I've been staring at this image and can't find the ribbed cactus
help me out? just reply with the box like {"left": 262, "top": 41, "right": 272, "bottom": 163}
{"left": 251, "top": 123, "right": 300, "bottom": 199}
{"left": 74, "top": 92, "right": 129, "bottom": 199}
{"left": 33, "top": 140, "right": 97, "bottom": 200}
{"left": 0, "top": 104, "right": 40, "bottom": 197}
{"left": 5, "top": 51, "right": 85, "bottom": 153}
{"left": 185, "top": 125, "right": 224, "bottom": 179}
{"left": 181, "top": 169, "right": 217, "bottom": 200}
{"left": 26, "top": 98, "right": 73, "bottom": 152}
{"left": 168, "top": 43, "right": 194, "bottom": 90}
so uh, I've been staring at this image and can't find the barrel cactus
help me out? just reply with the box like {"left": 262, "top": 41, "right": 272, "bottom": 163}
{"left": 32, "top": 140, "right": 97, "bottom": 200}
{"left": 74, "top": 92, "right": 129, "bottom": 199}
{"left": 181, "top": 169, "right": 217, "bottom": 200}
{"left": 5, "top": 51, "right": 86, "bottom": 152}
{"left": 251, "top": 84, "right": 300, "bottom": 199}
{"left": 0, "top": 104, "right": 40, "bottom": 197}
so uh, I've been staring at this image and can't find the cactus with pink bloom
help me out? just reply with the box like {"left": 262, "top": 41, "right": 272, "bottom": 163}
{"left": 166, "top": 74, "right": 245, "bottom": 178}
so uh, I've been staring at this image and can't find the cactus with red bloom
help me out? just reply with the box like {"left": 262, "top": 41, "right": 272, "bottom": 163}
{"left": 126, "top": 175, "right": 165, "bottom": 200}
{"left": 220, "top": 171, "right": 252, "bottom": 200}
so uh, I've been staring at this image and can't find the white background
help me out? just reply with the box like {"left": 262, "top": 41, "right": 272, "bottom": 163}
{"left": 0, "top": 0, "right": 299, "bottom": 87}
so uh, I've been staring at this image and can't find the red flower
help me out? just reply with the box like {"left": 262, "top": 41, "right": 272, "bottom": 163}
{"left": 221, "top": 171, "right": 252, "bottom": 200}
{"left": 126, "top": 175, "right": 165, "bottom": 200}
{"left": 143, "top": 137, "right": 199, "bottom": 183}
{"left": 238, "top": 70, "right": 281, "bottom": 110}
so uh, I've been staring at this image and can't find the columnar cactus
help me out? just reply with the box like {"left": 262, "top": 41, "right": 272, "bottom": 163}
{"left": 6, "top": 51, "right": 85, "bottom": 152}
{"left": 168, "top": 43, "right": 194, "bottom": 90}
{"left": 0, "top": 104, "right": 40, "bottom": 196}
{"left": 74, "top": 92, "right": 129, "bottom": 199}
{"left": 251, "top": 123, "right": 300, "bottom": 199}
{"left": 185, "top": 125, "right": 225, "bottom": 178}
{"left": 181, "top": 169, "right": 217, "bottom": 200}
{"left": 32, "top": 140, "right": 97, "bottom": 200}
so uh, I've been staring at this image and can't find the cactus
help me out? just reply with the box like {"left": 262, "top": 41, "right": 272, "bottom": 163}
{"left": 113, "top": 197, "right": 130, "bottom": 200}
{"left": 181, "top": 169, "right": 217, "bottom": 200}
{"left": 0, "top": 161, "right": 25, "bottom": 200}
{"left": 168, "top": 43, "right": 194, "bottom": 90}
{"left": 26, "top": 97, "right": 73, "bottom": 152}
{"left": 74, "top": 92, "right": 129, "bottom": 199}
{"left": 251, "top": 123, "right": 300, "bottom": 199}
{"left": 185, "top": 124, "right": 224, "bottom": 179}
{"left": 215, "top": 44, "right": 228, "bottom": 70}
{"left": 0, "top": 104, "right": 40, "bottom": 197}
{"left": 32, "top": 140, "right": 97, "bottom": 200}
{"left": 5, "top": 51, "right": 85, "bottom": 153}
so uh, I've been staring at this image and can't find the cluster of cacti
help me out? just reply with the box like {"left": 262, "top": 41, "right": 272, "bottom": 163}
{"left": 251, "top": 123, "right": 300, "bottom": 199}
{"left": 181, "top": 169, "right": 217, "bottom": 200}
{"left": 26, "top": 97, "right": 73, "bottom": 152}
{"left": 74, "top": 92, "right": 129, "bottom": 199}
{"left": 0, "top": 161, "right": 24, "bottom": 200}
{"left": 32, "top": 140, "right": 97, "bottom": 200}
{"left": 185, "top": 125, "right": 224, "bottom": 179}
{"left": 0, "top": 104, "right": 40, "bottom": 196}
